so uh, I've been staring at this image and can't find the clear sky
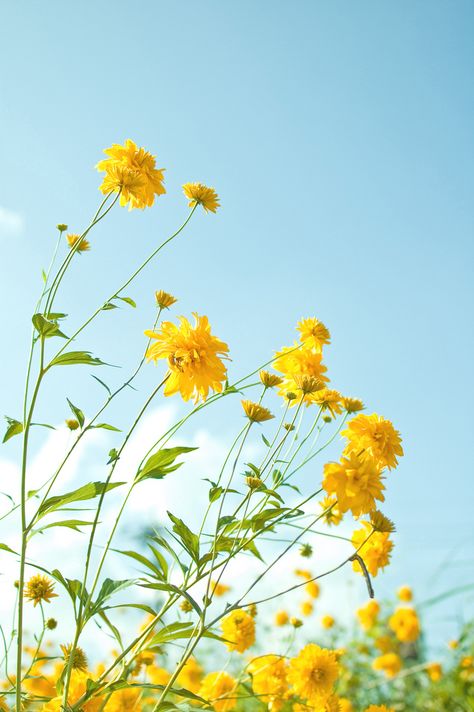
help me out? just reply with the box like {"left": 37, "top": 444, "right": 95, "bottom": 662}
{"left": 1, "top": 1, "right": 473, "bottom": 647}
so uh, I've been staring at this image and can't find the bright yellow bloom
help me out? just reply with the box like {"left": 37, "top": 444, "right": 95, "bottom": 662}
{"left": 221, "top": 609, "right": 255, "bottom": 653}
{"left": 312, "top": 389, "right": 343, "bottom": 416}
{"left": 341, "top": 397, "right": 364, "bottom": 413}
{"left": 305, "top": 581, "right": 320, "bottom": 599}
{"left": 241, "top": 399, "right": 274, "bottom": 423}
{"left": 364, "top": 707, "right": 395, "bottom": 712}
{"left": 319, "top": 496, "right": 342, "bottom": 526}
{"left": 352, "top": 521, "right": 393, "bottom": 576}
{"left": 339, "top": 699, "right": 354, "bottom": 712}
{"left": 274, "top": 343, "right": 329, "bottom": 406}
{"left": 199, "top": 671, "right": 237, "bottom": 712}
{"left": 211, "top": 581, "right": 231, "bottom": 597}
{"left": 183, "top": 182, "right": 220, "bottom": 213}
{"left": 60, "top": 643, "right": 88, "bottom": 672}
{"left": 177, "top": 657, "right": 203, "bottom": 694}
{"left": 288, "top": 644, "right": 340, "bottom": 706}
{"left": 155, "top": 290, "right": 177, "bottom": 309}
{"left": 145, "top": 314, "right": 229, "bottom": 403}
{"left": 248, "top": 655, "right": 288, "bottom": 708}
{"left": 372, "top": 652, "right": 402, "bottom": 678}
{"left": 66, "top": 233, "right": 90, "bottom": 252}
{"left": 389, "top": 607, "right": 421, "bottom": 643}
{"left": 291, "top": 617, "right": 303, "bottom": 628}
{"left": 448, "top": 639, "right": 459, "bottom": 649}
{"left": 106, "top": 687, "right": 141, "bottom": 712}
{"left": 397, "top": 585, "right": 413, "bottom": 602}
{"left": 297, "top": 317, "right": 331, "bottom": 351}
{"left": 148, "top": 665, "right": 171, "bottom": 685}
{"left": 375, "top": 635, "right": 395, "bottom": 653}
{"left": 370, "top": 510, "right": 396, "bottom": 533}
{"left": 24, "top": 575, "right": 58, "bottom": 606}
{"left": 342, "top": 414, "right": 403, "bottom": 470}
{"left": 323, "top": 453, "right": 385, "bottom": 517}
{"left": 295, "top": 569, "right": 312, "bottom": 580}
{"left": 322, "top": 615, "right": 335, "bottom": 629}
{"left": 426, "top": 662, "right": 442, "bottom": 682}
{"left": 66, "top": 418, "right": 80, "bottom": 431}
{"left": 97, "top": 139, "right": 165, "bottom": 210}
{"left": 300, "top": 600, "right": 314, "bottom": 616}
{"left": 40, "top": 671, "right": 103, "bottom": 712}
{"left": 275, "top": 610, "right": 289, "bottom": 626}
{"left": 356, "top": 600, "right": 380, "bottom": 630}
{"left": 259, "top": 370, "right": 284, "bottom": 388}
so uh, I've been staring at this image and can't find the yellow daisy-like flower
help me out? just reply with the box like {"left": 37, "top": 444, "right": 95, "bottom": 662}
{"left": 319, "top": 496, "right": 343, "bottom": 526}
{"left": 300, "top": 600, "right": 314, "bottom": 616}
{"left": 312, "top": 389, "right": 343, "bottom": 416}
{"left": 24, "top": 575, "right": 58, "bottom": 606}
{"left": 259, "top": 370, "right": 284, "bottom": 388}
{"left": 274, "top": 343, "right": 329, "bottom": 406}
{"left": 145, "top": 313, "right": 229, "bottom": 403}
{"left": 288, "top": 644, "right": 340, "bottom": 706}
{"left": 211, "top": 581, "right": 231, "bottom": 597}
{"left": 292, "top": 374, "right": 327, "bottom": 395}
{"left": 60, "top": 643, "right": 88, "bottom": 672}
{"left": 66, "top": 233, "right": 90, "bottom": 252}
{"left": 295, "top": 569, "right": 312, "bottom": 580}
{"left": 372, "top": 652, "right": 402, "bottom": 678}
{"left": 275, "top": 610, "right": 290, "bottom": 626}
{"left": 364, "top": 707, "right": 395, "bottom": 712}
{"left": 248, "top": 655, "right": 288, "bottom": 708}
{"left": 375, "top": 635, "right": 395, "bottom": 653}
{"left": 370, "top": 510, "right": 396, "bottom": 533}
{"left": 397, "top": 585, "right": 413, "bottom": 602}
{"left": 342, "top": 413, "right": 403, "bottom": 470}
{"left": 321, "top": 615, "right": 335, "bottom": 629}
{"left": 241, "top": 399, "right": 274, "bottom": 423}
{"left": 341, "top": 397, "right": 364, "bottom": 413}
{"left": 183, "top": 182, "right": 220, "bottom": 213}
{"left": 426, "top": 662, "right": 442, "bottom": 682}
{"left": 339, "top": 699, "right": 354, "bottom": 712}
{"left": 314, "top": 694, "right": 343, "bottom": 712}
{"left": 199, "top": 671, "right": 237, "bottom": 712}
{"left": 177, "top": 657, "right": 204, "bottom": 694}
{"left": 97, "top": 139, "right": 165, "bottom": 210}
{"left": 356, "top": 600, "right": 380, "bottom": 630}
{"left": 305, "top": 581, "right": 320, "bottom": 599}
{"left": 221, "top": 609, "right": 255, "bottom": 653}
{"left": 352, "top": 521, "right": 393, "bottom": 577}
{"left": 155, "top": 290, "right": 177, "bottom": 309}
{"left": 297, "top": 317, "right": 331, "bottom": 351}
{"left": 65, "top": 418, "right": 80, "bottom": 431}
{"left": 323, "top": 453, "right": 385, "bottom": 518}
{"left": 388, "top": 607, "right": 421, "bottom": 643}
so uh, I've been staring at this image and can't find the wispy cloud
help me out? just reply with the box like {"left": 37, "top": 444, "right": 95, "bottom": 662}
{"left": 0, "top": 206, "right": 25, "bottom": 235}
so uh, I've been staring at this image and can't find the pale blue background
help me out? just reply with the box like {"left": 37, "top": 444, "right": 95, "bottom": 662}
{"left": 1, "top": 1, "right": 473, "bottom": 649}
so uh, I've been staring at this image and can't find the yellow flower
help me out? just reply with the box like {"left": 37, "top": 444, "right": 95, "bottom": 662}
{"left": 319, "top": 496, "right": 343, "bottom": 526}
{"left": 372, "top": 653, "right": 402, "bottom": 678}
{"left": 397, "top": 585, "right": 413, "bottom": 602}
{"left": 183, "top": 182, "right": 220, "bottom": 213}
{"left": 24, "top": 575, "right": 58, "bottom": 606}
{"left": 295, "top": 569, "right": 312, "bottom": 580}
{"left": 60, "top": 643, "right": 88, "bottom": 672}
{"left": 291, "top": 617, "right": 303, "bottom": 628}
{"left": 364, "top": 707, "right": 395, "bottom": 712}
{"left": 259, "top": 370, "right": 283, "bottom": 388}
{"left": 97, "top": 139, "right": 165, "bottom": 210}
{"left": 426, "top": 662, "right": 442, "bottom": 682}
{"left": 300, "top": 600, "right": 314, "bottom": 616}
{"left": 211, "top": 581, "right": 231, "bottom": 597}
{"left": 389, "top": 607, "right": 420, "bottom": 643}
{"left": 297, "top": 317, "right": 331, "bottom": 351}
{"left": 374, "top": 635, "right": 395, "bottom": 653}
{"left": 221, "top": 609, "right": 255, "bottom": 653}
{"left": 199, "top": 671, "right": 237, "bottom": 712}
{"left": 241, "top": 399, "right": 274, "bottom": 423}
{"left": 66, "top": 233, "right": 90, "bottom": 252}
{"left": 65, "top": 418, "right": 80, "bottom": 431}
{"left": 106, "top": 687, "right": 141, "bottom": 712}
{"left": 155, "top": 290, "right": 177, "bottom": 309}
{"left": 292, "top": 374, "right": 327, "bottom": 395}
{"left": 305, "top": 581, "right": 320, "bottom": 599}
{"left": 370, "top": 510, "right": 396, "bottom": 533}
{"left": 448, "top": 639, "right": 459, "bottom": 650}
{"left": 339, "top": 699, "right": 354, "bottom": 712}
{"left": 323, "top": 453, "right": 385, "bottom": 517}
{"left": 321, "top": 615, "right": 335, "bottom": 629}
{"left": 177, "top": 657, "right": 203, "bottom": 694}
{"left": 246, "top": 475, "right": 263, "bottom": 489}
{"left": 274, "top": 343, "right": 329, "bottom": 406}
{"left": 352, "top": 522, "right": 393, "bottom": 577}
{"left": 341, "top": 397, "right": 364, "bottom": 413}
{"left": 248, "top": 655, "right": 288, "bottom": 708}
{"left": 148, "top": 666, "right": 171, "bottom": 685}
{"left": 342, "top": 414, "right": 403, "bottom": 470}
{"left": 40, "top": 671, "right": 103, "bottom": 712}
{"left": 274, "top": 610, "right": 289, "bottom": 626}
{"left": 288, "top": 644, "right": 340, "bottom": 706}
{"left": 356, "top": 600, "right": 380, "bottom": 630}
{"left": 145, "top": 313, "right": 229, "bottom": 403}
{"left": 314, "top": 695, "right": 343, "bottom": 712}
{"left": 312, "top": 389, "right": 343, "bottom": 415}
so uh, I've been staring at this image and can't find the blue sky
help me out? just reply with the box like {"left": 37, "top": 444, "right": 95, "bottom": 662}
{"left": 1, "top": 1, "right": 473, "bottom": 646}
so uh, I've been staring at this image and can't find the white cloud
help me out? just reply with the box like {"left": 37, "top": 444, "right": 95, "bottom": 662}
{"left": 0, "top": 206, "right": 24, "bottom": 235}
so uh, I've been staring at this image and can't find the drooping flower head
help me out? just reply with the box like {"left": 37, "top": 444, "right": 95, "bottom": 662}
{"left": 352, "top": 521, "right": 393, "bottom": 577}
{"left": 288, "top": 644, "right": 340, "bottom": 706}
{"left": 323, "top": 452, "right": 385, "bottom": 517}
{"left": 199, "top": 671, "right": 237, "bottom": 712}
{"left": 221, "top": 609, "right": 255, "bottom": 653}
{"left": 24, "top": 575, "right": 58, "bottom": 606}
{"left": 145, "top": 313, "right": 229, "bottom": 403}
{"left": 342, "top": 413, "right": 403, "bottom": 470}
{"left": 241, "top": 399, "right": 274, "bottom": 423}
{"left": 97, "top": 139, "right": 165, "bottom": 210}
{"left": 155, "top": 290, "right": 177, "bottom": 310}
{"left": 312, "top": 389, "right": 343, "bottom": 416}
{"left": 183, "top": 182, "right": 220, "bottom": 213}
{"left": 66, "top": 233, "right": 90, "bottom": 252}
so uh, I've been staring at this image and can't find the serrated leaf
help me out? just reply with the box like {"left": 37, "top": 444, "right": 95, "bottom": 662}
{"left": 49, "top": 351, "right": 106, "bottom": 368}
{"left": 38, "top": 481, "right": 124, "bottom": 519}
{"left": 136, "top": 446, "right": 197, "bottom": 483}
{"left": 67, "top": 398, "right": 85, "bottom": 428}
{"left": 3, "top": 417, "right": 23, "bottom": 443}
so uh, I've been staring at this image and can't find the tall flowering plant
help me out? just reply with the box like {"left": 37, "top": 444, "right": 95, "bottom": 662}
{"left": 2, "top": 140, "right": 404, "bottom": 712}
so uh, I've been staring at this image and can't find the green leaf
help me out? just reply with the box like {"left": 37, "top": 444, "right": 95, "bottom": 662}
{"left": 116, "top": 549, "right": 166, "bottom": 580}
{"left": 31, "top": 422, "right": 56, "bottom": 430}
{"left": 209, "top": 486, "right": 223, "bottom": 503}
{"left": 167, "top": 512, "right": 200, "bottom": 562}
{"left": 33, "top": 519, "right": 94, "bottom": 535}
{"left": 91, "top": 375, "right": 112, "bottom": 396}
{"left": 3, "top": 417, "right": 23, "bottom": 443}
{"left": 136, "top": 446, "right": 197, "bottom": 483}
{"left": 49, "top": 351, "right": 106, "bottom": 368}
{"left": 38, "top": 481, "right": 124, "bottom": 519}
{"left": 118, "top": 296, "right": 136, "bottom": 308}
{"left": 261, "top": 433, "right": 271, "bottom": 447}
{"left": 92, "top": 423, "right": 121, "bottom": 432}
{"left": 0, "top": 543, "right": 17, "bottom": 554}
{"left": 102, "top": 302, "right": 118, "bottom": 311}
{"left": 107, "top": 448, "right": 119, "bottom": 464}
{"left": 89, "top": 578, "right": 135, "bottom": 616}
{"left": 32, "top": 314, "right": 61, "bottom": 338}
{"left": 67, "top": 398, "right": 85, "bottom": 428}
